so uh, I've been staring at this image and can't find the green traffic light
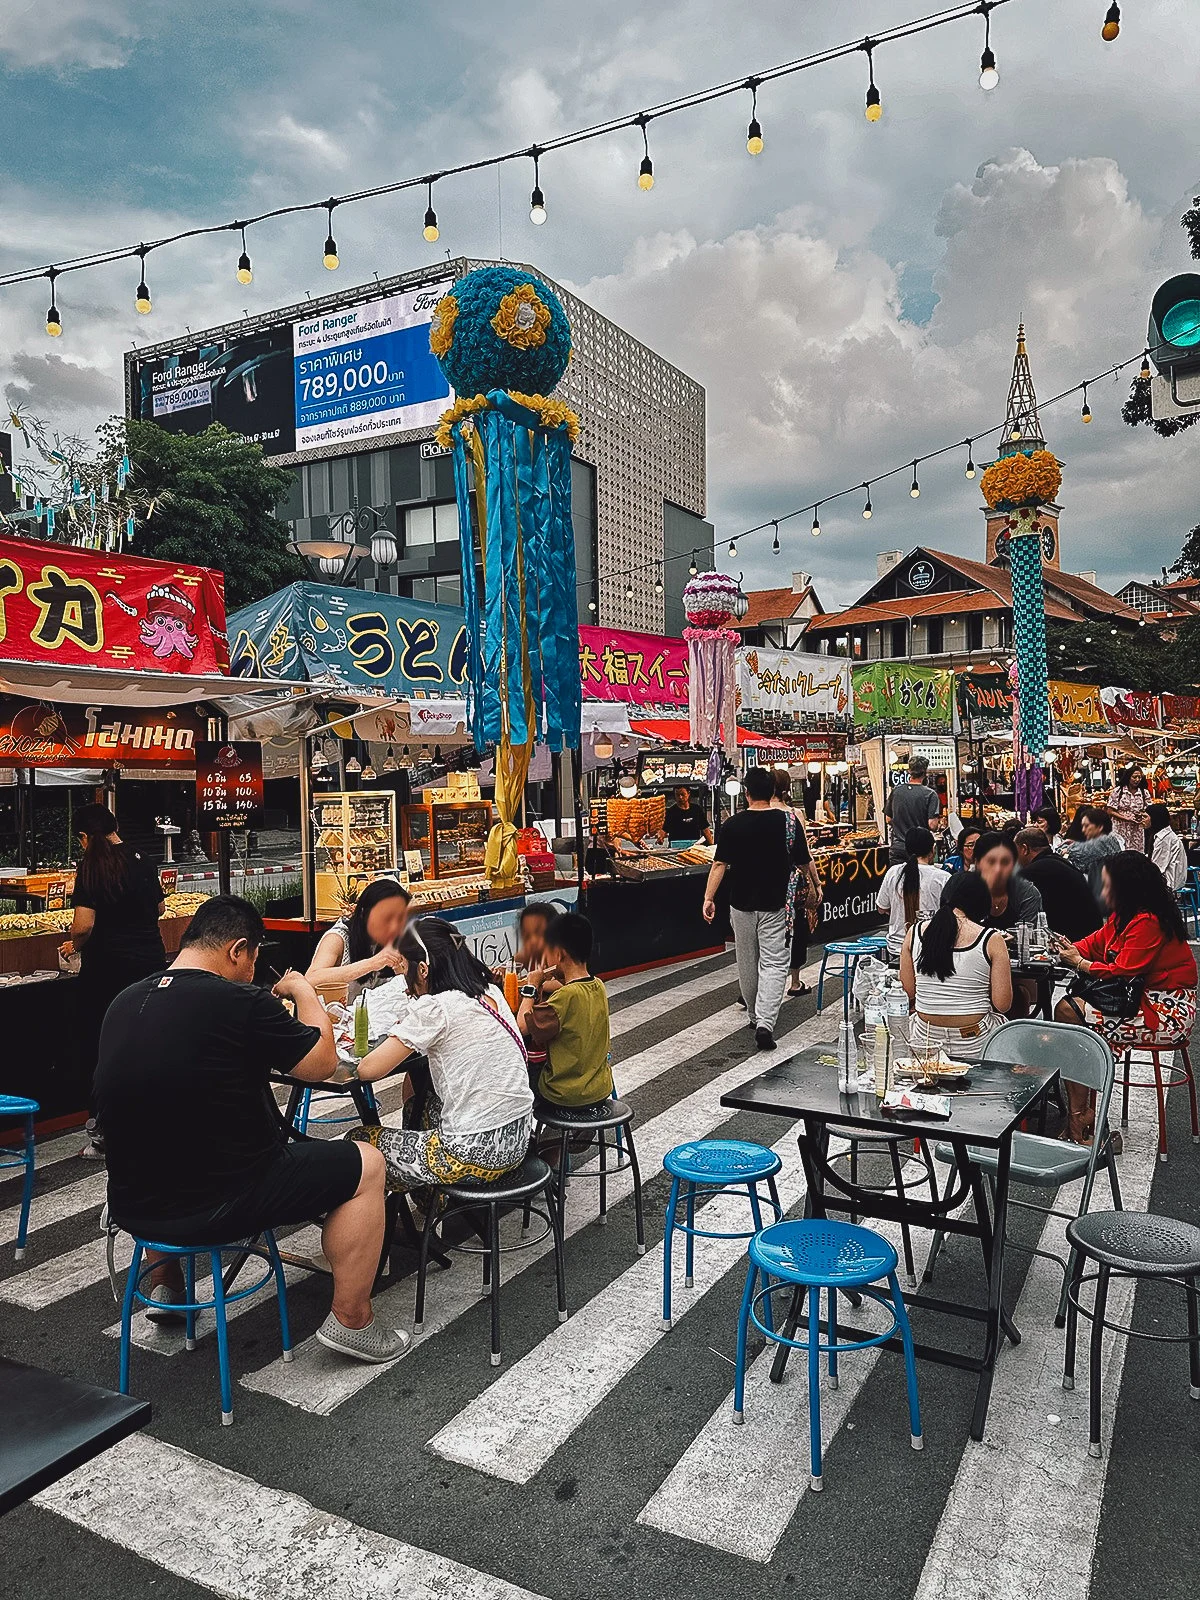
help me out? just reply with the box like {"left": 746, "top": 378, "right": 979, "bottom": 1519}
{"left": 1162, "top": 299, "right": 1200, "bottom": 348}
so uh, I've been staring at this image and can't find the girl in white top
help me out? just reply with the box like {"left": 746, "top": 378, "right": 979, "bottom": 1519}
{"left": 351, "top": 917, "right": 534, "bottom": 1189}
{"left": 306, "top": 878, "right": 412, "bottom": 990}
{"left": 877, "top": 827, "right": 949, "bottom": 956}
{"left": 900, "top": 870, "right": 1012, "bottom": 1063}
{"left": 1147, "top": 803, "right": 1187, "bottom": 892}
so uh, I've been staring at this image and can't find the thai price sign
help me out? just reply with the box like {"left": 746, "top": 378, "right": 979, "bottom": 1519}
{"left": 0, "top": 533, "right": 229, "bottom": 674}
{"left": 578, "top": 625, "right": 689, "bottom": 707}
{"left": 736, "top": 648, "right": 852, "bottom": 730}
{"left": 1049, "top": 680, "right": 1106, "bottom": 732}
{"left": 228, "top": 582, "right": 469, "bottom": 694}
{"left": 0, "top": 695, "right": 208, "bottom": 767}
{"left": 195, "top": 741, "right": 264, "bottom": 830}
{"left": 851, "top": 662, "right": 953, "bottom": 735}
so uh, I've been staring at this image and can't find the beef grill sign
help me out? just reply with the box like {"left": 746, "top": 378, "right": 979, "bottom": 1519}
{"left": 195, "top": 741, "right": 264, "bottom": 829}
{"left": 0, "top": 697, "right": 207, "bottom": 767}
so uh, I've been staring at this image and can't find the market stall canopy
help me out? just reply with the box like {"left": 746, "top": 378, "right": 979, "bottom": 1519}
{"left": 630, "top": 717, "right": 807, "bottom": 750}
{"left": 0, "top": 658, "right": 296, "bottom": 708}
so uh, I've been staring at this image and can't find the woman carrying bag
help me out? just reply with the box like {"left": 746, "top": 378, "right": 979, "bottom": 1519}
{"left": 771, "top": 773, "right": 823, "bottom": 996}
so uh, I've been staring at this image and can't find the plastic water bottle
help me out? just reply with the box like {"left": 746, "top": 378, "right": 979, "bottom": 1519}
{"left": 837, "top": 1019, "right": 855, "bottom": 1095}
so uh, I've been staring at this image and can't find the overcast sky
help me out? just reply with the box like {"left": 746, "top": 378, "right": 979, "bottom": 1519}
{"left": 1, "top": 0, "right": 1197, "bottom": 608}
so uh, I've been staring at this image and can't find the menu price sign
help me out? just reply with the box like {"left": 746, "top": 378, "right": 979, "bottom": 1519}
{"left": 195, "top": 742, "right": 264, "bottom": 830}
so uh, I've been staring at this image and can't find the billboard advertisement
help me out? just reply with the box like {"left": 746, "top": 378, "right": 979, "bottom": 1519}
{"left": 128, "top": 281, "right": 453, "bottom": 458}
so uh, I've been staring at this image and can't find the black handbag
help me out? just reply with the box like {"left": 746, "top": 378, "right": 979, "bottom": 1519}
{"left": 1067, "top": 971, "right": 1146, "bottom": 1019}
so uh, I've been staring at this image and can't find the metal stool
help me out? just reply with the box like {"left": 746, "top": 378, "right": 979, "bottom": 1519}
{"left": 661, "top": 1139, "right": 783, "bottom": 1329}
{"left": 832, "top": 1129, "right": 940, "bottom": 1290}
{"left": 1176, "top": 874, "right": 1200, "bottom": 940}
{"left": 0, "top": 1095, "right": 38, "bottom": 1263}
{"left": 291, "top": 1080, "right": 379, "bottom": 1133}
{"left": 414, "top": 1151, "right": 567, "bottom": 1366}
{"left": 1117, "top": 1038, "right": 1199, "bottom": 1161}
{"left": 118, "top": 1232, "right": 292, "bottom": 1425}
{"left": 1063, "top": 1209, "right": 1200, "bottom": 1458}
{"left": 815, "top": 935, "right": 888, "bottom": 1013}
{"left": 733, "top": 1219, "right": 923, "bottom": 1491}
{"left": 534, "top": 1098, "right": 645, "bottom": 1254}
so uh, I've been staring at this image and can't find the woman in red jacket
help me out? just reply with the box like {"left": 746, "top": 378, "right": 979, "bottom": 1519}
{"left": 1055, "top": 850, "right": 1197, "bottom": 1140}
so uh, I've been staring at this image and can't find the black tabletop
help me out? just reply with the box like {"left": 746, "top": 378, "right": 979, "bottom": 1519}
{"left": 720, "top": 1045, "right": 1057, "bottom": 1149}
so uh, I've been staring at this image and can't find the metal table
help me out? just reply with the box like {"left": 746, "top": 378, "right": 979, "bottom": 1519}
{"left": 720, "top": 1045, "right": 1058, "bottom": 1440}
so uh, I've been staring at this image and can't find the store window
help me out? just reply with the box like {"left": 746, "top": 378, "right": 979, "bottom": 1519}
{"left": 925, "top": 617, "right": 944, "bottom": 654}
{"left": 890, "top": 621, "right": 907, "bottom": 656}
{"left": 967, "top": 614, "right": 984, "bottom": 652}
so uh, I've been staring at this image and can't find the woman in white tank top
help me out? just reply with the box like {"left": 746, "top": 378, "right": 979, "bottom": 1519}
{"left": 900, "top": 871, "right": 1012, "bottom": 1062}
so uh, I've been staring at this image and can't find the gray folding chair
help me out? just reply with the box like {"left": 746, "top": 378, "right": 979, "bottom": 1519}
{"left": 924, "top": 1019, "right": 1122, "bottom": 1325}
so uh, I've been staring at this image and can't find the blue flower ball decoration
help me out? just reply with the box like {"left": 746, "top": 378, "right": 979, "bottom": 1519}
{"left": 430, "top": 265, "right": 572, "bottom": 397}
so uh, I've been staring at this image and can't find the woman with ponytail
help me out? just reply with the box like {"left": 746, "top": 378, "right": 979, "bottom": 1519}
{"left": 876, "top": 826, "right": 948, "bottom": 957}
{"left": 61, "top": 804, "right": 166, "bottom": 1158}
{"left": 900, "top": 870, "right": 1012, "bottom": 1063}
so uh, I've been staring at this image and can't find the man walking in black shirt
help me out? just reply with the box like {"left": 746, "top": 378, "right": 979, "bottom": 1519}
{"left": 703, "top": 766, "right": 810, "bottom": 1050}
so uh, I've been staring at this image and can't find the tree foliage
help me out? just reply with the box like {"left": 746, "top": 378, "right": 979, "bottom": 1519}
{"left": 1046, "top": 618, "right": 1200, "bottom": 693}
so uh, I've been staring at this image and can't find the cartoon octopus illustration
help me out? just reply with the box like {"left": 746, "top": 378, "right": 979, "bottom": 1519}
{"left": 138, "top": 583, "right": 198, "bottom": 661}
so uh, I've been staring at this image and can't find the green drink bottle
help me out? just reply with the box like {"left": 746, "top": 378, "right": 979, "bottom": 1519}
{"left": 354, "top": 994, "right": 369, "bottom": 1059}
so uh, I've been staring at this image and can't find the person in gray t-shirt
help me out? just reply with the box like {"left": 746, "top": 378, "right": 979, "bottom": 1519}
{"left": 885, "top": 757, "right": 942, "bottom": 862}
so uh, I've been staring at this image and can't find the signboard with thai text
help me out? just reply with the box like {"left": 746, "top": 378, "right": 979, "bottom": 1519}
{"left": 195, "top": 741, "right": 264, "bottom": 830}
{"left": 0, "top": 695, "right": 208, "bottom": 767}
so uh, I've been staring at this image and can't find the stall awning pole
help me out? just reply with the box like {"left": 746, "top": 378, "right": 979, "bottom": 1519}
{"left": 299, "top": 740, "right": 315, "bottom": 925}
{"left": 569, "top": 746, "right": 586, "bottom": 908}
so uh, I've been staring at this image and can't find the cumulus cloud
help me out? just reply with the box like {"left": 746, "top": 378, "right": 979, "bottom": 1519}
{"left": 0, "top": 0, "right": 141, "bottom": 70}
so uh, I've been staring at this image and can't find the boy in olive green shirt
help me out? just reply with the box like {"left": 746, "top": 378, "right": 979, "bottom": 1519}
{"left": 517, "top": 912, "right": 613, "bottom": 1109}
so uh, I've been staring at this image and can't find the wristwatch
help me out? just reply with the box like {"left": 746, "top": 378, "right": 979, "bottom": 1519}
{"left": 518, "top": 984, "right": 538, "bottom": 1000}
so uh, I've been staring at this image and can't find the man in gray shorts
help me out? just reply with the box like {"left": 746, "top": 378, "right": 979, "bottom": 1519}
{"left": 886, "top": 755, "right": 942, "bottom": 863}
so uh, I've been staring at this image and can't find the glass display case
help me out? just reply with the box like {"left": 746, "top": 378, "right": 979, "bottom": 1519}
{"left": 402, "top": 801, "right": 493, "bottom": 880}
{"left": 312, "top": 791, "right": 397, "bottom": 920}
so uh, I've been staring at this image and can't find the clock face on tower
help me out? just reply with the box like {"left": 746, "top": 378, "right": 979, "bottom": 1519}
{"left": 994, "top": 529, "right": 1011, "bottom": 561}
{"left": 1041, "top": 524, "right": 1057, "bottom": 562}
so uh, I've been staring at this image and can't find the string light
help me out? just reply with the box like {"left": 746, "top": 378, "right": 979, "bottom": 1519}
{"left": 1081, "top": 385, "right": 1092, "bottom": 423}
{"left": 423, "top": 182, "right": 439, "bottom": 242}
{"left": 45, "top": 269, "right": 61, "bottom": 337}
{"left": 323, "top": 201, "right": 339, "bottom": 269}
{"left": 654, "top": 567, "right": 664, "bottom": 595}
{"left": 689, "top": 551, "right": 698, "bottom": 575}
{"left": 863, "top": 40, "right": 882, "bottom": 121}
{"left": 771, "top": 520, "right": 780, "bottom": 552}
{"left": 235, "top": 226, "right": 252, "bottom": 285}
{"left": 625, "top": 581, "right": 635, "bottom": 600}
{"left": 910, "top": 461, "right": 921, "bottom": 498}
{"left": 134, "top": 246, "right": 151, "bottom": 315}
{"left": 529, "top": 149, "right": 547, "bottom": 225}
{"left": 862, "top": 483, "right": 873, "bottom": 519}
{"left": 1101, "top": 2, "right": 1120, "bottom": 41}
{"left": 964, "top": 440, "right": 976, "bottom": 478}
{"left": 811, "top": 507, "right": 821, "bottom": 536}
{"left": 1139, "top": 349, "right": 1151, "bottom": 380}
{"left": 637, "top": 115, "right": 655, "bottom": 190}
{"left": 728, "top": 537, "right": 737, "bottom": 556}
{"left": 587, "top": 598, "right": 597, "bottom": 612}
{"left": 746, "top": 79, "right": 764, "bottom": 155}
{"left": 1009, "top": 421, "right": 1022, "bottom": 440}
{"left": 978, "top": 2, "right": 999, "bottom": 88}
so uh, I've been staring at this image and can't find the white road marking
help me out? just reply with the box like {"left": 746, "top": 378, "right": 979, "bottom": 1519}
{"left": 240, "top": 1009, "right": 839, "bottom": 1415}
{"left": 35, "top": 1433, "right": 550, "bottom": 1600}
{"left": 609, "top": 961, "right": 742, "bottom": 1038}
{"left": 0, "top": 1168, "right": 107, "bottom": 1248}
{"left": 605, "top": 950, "right": 729, "bottom": 998}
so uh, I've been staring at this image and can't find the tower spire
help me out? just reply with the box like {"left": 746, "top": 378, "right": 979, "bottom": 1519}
{"left": 1000, "top": 321, "right": 1044, "bottom": 456}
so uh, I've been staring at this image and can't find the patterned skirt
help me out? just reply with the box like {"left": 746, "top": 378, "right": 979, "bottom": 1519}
{"left": 351, "top": 1094, "right": 531, "bottom": 1192}
{"left": 1088, "top": 988, "right": 1197, "bottom": 1050}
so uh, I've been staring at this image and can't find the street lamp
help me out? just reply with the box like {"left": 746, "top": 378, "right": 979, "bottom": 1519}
{"left": 292, "top": 504, "right": 395, "bottom": 582}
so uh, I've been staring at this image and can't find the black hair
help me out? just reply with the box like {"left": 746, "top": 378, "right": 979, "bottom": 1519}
{"left": 772, "top": 771, "right": 792, "bottom": 802}
{"left": 1077, "top": 805, "right": 1112, "bottom": 834}
{"left": 179, "top": 894, "right": 264, "bottom": 953}
{"left": 519, "top": 902, "right": 552, "bottom": 932}
{"left": 915, "top": 872, "right": 993, "bottom": 981}
{"left": 543, "top": 911, "right": 594, "bottom": 967}
{"left": 1104, "top": 849, "right": 1186, "bottom": 942}
{"left": 344, "top": 877, "right": 411, "bottom": 964}
{"left": 902, "top": 826, "right": 935, "bottom": 927}
{"left": 398, "top": 915, "right": 493, "bottom": 999}
{"left": 1145, "top": 802, "right": 1171, "bottom": 838}
{"left": 957, "top": 820, "right": 985, "bottom": 861}
{"left": 1033, "top": 805, "right": 1061, "bottom": 839}
{"left": 974, "top": 830, "right": 1016, "bottom": 864}
{"left": 74, "top": 803, "right": 131, "bottom": 902}
{"left": 743, "top": 765, "right": 775, "bottom": 802}
{"left": 1116, "top": 766, "right": 1146, "bottom": 792}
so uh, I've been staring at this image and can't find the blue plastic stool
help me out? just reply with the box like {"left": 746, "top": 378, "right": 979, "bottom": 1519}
{"left": 733, "top": 1219, "right": 923, "bottom": 1492}
{"left": 815, "top": 934, "right": 889, "bottom": 1013}
{"left": 119, "top": 1232, "right": 292, "bottom": 1425}
{"left": 1177, "top": 870, "right": 1200, "bottom": 941}
{"left": 0, "top": 1095, "right": 38, "bottom": 1262}
{"left": 661, "top": 1139, "right": 783, "bottom": 1329}
{"left": 292, "top": 1081, "right": 378, "bottom": 1133}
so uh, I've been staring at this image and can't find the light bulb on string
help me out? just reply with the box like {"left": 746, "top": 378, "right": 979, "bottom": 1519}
{"left": 688, "top": 550, "right": 698, "bottom": 575}
{"left": 1010, "top": 422, "right": 1022, "bottom": 441}
{"left": 862, "top": 483, "right": 873, "bottom": 519}
{"left": 323, "top": 200, "right": 339, "bottom": 269}
{"left": 1081, "top": 385, "right": 1092, "bottom": 423}
{"left": 587, "top": 599, "right": 597, "bottom": 613}
{"left": 1139, "top": 350, "right": 1151, "bottom": 380}
{"left": 978, "top": 3, "right": 998, "bottom": 89}
{"left": 45, "top": 268, "right": 62, "bottom": 337}
{"left": 745, "top": 79, "right": 763, "bottom": 155}
{"left": 909, "top": 462, "right": 920, "bottom": 498}
{"left": 423, "top": 181, "right": 439, "bottom": 242}
{"left": 728, "top": 538, "right": 737, "bottom": 556}
{"left": 655, "top": 568, "right": 664, "bottom": 595}
{"left": 625, "top": 582, "right": 634, "bottom": 601}
{"left": 134, "top": 246, "right": 151, "bottom": 315}
{"left": 1101, "top": 2, "right": 1120, "bottom": 41}
{"left": 235, "top": 226, "right": 252, "bottom": 285}
{"left": 636, "top": 115, "right": 654, "bottom": 189}
{"left": 529, "top": 148, "right": 546, "bottom": 224}
{"left": 964, "top": 441, "right": 976, "bottom": 479}
{"left": 863, "top": 40, "right": 882, "bottom": 121}
{"left": 811, "top": 507, "right": 821, "bottom": 537}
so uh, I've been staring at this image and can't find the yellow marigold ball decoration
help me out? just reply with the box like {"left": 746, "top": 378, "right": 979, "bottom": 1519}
{"left": 980, "top": 449, "right": 1063, "bottom": 509}
{"left": 429, "top": 295, "right": 459, "bottom": 357}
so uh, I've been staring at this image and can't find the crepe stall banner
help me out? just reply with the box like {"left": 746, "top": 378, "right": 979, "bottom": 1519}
{"left": 1049, "top": 679, "right": 1107, "bottom": 733}
{"left": 736, "top": 647, "right": 852, "bottom": 731}
{"left": 0, "top": 531, "right": 228, "bottom": 674}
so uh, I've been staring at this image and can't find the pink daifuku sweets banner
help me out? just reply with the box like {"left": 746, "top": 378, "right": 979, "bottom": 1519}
{"left": 577, "top": 625, "right": 689, "bottom": 706}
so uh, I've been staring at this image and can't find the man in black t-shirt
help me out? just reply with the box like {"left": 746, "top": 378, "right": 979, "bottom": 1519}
{"left": 95, "top": 895, "right": 408, "bottom": 1365}
{"left": 703, "top": 766, "right": 810, "bottom": 1049}
{"left": 1014, "top": 827, "right": 1102, "bottom": 942}
{"left": 661, "top": 786, "right": 713, "bottom": 845}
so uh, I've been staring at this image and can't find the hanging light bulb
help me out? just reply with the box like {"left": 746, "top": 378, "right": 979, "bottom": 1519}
{"left": 964, "top": 440, "right": 976, "bottom": 479}
{"left": 771, "top": 521, "right": 780, "bottom": 553}
{"left": 1081, "top": 385, "right": 1092, "bottom": 423}
{"left": 637, "top": 115, "right": 655, "bottom": 189}
{"left": 529, "top": 148, "right": 547, "bottom": 224}
{"left": 654, "top": 568, "right": 664, "bottom": 595}
{"left": 45, "top": 269, "right": 62, "bottom": 337}
{"left": 909, "top": 462, "right": 920, "bottom": 498}
{"left": 323, "top": 200, "right": 339, "bottom": 269}
{"left": 1139, "top": 350, "right": 1151, "bottom": 380}
{"left": 1101, "top": 2, "right": 1120, "bottom": 41}
{"left": 863, "top": 41, "right": 882, "bottom": 121}
{"left": 134, "top": 246, "right": 151, "bottom": 315}
{"left": 235, "top": 225, "right": 253, "bottom": 284}
{"left": 811, "top": 507, "right": 821, "bottom": 537}
{"left": 587, "top": 598, "right": 597, "bottom": 612}
{"left": 383, "top": 747, "right": 398, "bottom": 773}
{"left": 625, "top": 582, "right": 634, "bottom": 600}
{"left": 345, "top": 753, "right": 362, "bottom": 774}
{"left": 745, "top": 79, "right": 764, "bottom": 155}
{"left": 862, "top": 484, "right": 873, "bottom": 519}
{"left": 1010, "top": 421, "right": 1022, "bottom": 441}
{"left": 361, "top": 762, "right": 377, "bottom": 781}
{"left": 423, "top": 181, "right": 440, "bottom": 242}
{"left": 978, "top": 5, "right": 998, "bottom": 88}
{"left": 689, "top": 550, "right": 698, "bottom": 575}
{"left": 728, "top": 537, "right": 737, "bottom": 556}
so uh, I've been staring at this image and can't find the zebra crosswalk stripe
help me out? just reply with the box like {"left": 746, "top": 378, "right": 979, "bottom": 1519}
{"left": 0, "top": 1167, "right": 108, "bottom": 1248}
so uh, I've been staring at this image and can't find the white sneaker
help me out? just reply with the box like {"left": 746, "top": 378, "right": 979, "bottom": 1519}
{"left": 314, "top": 1313, "right": 411, "bottom": 1364}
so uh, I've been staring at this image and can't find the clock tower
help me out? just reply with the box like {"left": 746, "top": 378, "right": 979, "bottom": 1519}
{"left": 984, "top": 324, "right": 1061, "bottom": 570}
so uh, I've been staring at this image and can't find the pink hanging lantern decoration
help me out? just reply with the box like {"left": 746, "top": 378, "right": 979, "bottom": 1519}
{"left": 683, "top": 572, "right": 745, "bottom": 757}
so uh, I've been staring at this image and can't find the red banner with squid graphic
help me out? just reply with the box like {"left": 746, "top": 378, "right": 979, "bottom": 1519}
{"left": 0, "top": 533, "right": 229, "bottom": 674}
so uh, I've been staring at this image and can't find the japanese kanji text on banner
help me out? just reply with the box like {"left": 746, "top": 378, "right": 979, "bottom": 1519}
{"left": 578, "top": 625, "right": 689, "bottom": 707}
